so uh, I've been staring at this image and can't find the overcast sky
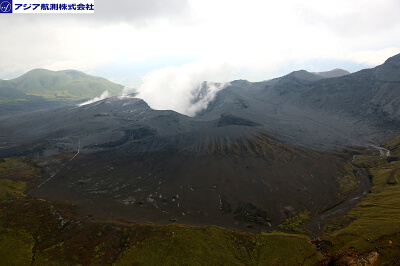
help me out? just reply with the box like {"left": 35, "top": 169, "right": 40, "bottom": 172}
{"left": 1, "top": 0, "right": 400, "bottom": 114}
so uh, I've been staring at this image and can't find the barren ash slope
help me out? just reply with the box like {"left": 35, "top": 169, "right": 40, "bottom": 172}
{"left": 198, "top": 53, "right": 400, "bottom": 150}
{"left": 1, "top": 53, "right": 400, "bottom": 233}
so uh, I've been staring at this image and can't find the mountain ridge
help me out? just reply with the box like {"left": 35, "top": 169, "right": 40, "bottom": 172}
{"left": 300, "top": 53, "right": 400, "bottom": 121}
{"left": 197, "top": 54, "right": 400, "bottom": 149}
{"left": 312, "top": 68, "right": 350, "bottom": 78}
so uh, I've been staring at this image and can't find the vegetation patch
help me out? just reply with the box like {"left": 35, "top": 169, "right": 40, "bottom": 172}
{"left": 0, "top": 228, "right": 35, "bottom": 266}
{"left": 337, "top": 163, "right": 358, "bottom": 197}
{"left": 0, "top": 158, "right": 28, "bottom": 174}
{"left": 0, "top": 157, "right": 40, "bottom": 180}
{"left": 278, "top": 210, "right": 310, "bottom": 233}
{"left": 0, "top": 179, "right": 26, "bottom": 199}
{"left": 115, "top": 226, "right": 323, "bottom": 265}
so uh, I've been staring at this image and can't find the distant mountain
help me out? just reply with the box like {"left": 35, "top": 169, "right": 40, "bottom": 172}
{"left": 312, "top": 68, "right": 350, "bottom": 78}
{"left": 0, "top": 69, "right": 124, "bottom": 103}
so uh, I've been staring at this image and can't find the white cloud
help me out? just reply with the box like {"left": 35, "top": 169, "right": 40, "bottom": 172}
{"left": 346, "top": 48, "right": 400, "bottom": 66}
{"left": 297, "top": 0, "right": 400, "bottom": 37}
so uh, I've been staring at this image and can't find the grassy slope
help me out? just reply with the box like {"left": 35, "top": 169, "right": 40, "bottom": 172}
{"left": 0, "top": 158, "right": 33, "bottom": 265}
{"left": 116, "top": 226, "right": 322, "bottom": 265}
{"left": 323, "top": 137, "right": 400, "bottom": 264}
{"left": 0, "top": 228, "right": 35, "bottom": 266}
{"left": 1, "top": 69, "right": 124, "bottom": 102}
{"left": 0, "top": 198, "right": 323, "bottom": 265}
{"left": 0, "top": 80, "right": 43, "bottom": 103}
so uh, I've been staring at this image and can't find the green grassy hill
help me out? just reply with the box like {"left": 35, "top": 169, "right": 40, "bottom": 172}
{"left": 0, "top": 69, "right": 124, "bottom": 103}
{"left": 0, "top": 80, "right": 43, "bottom": 103}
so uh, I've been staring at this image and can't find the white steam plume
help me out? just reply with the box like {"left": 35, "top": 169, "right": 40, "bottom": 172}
{"left": 188, "top": 81, "right": 230, "bottom": 116}
{"left": 78, "top": 90, "right": 110, "bottom": 106}
{"left": 119, "top": 86, "right": 136, "bottom": 98}
{"left": 137, "top": 58, "right": 235, "bottom": 116}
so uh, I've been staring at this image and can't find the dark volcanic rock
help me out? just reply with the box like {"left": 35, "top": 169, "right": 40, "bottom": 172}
{"left": 28, "top": 138, "right": 346, "bottom": 231}
{"left": 217, "top": 114, "right": 260, "bottom": 127}
{"left": 234, "top": 202, "right": 269, "bottom": 223}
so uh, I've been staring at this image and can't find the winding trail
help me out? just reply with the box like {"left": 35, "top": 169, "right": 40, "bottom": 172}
{"left": 306, "top": 145, "right": 390, "bottom": 239}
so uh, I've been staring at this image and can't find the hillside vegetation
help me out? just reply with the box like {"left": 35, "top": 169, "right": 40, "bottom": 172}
{"left": 322, "top": 137, "right": 400, "bottom": 264}
{"left": 0, "top": 69, "right": 124, "bottom": 103}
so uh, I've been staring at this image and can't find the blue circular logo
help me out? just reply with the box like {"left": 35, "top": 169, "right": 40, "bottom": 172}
{"left": 0, "top": 1, "right": 11, "bottom": 13}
